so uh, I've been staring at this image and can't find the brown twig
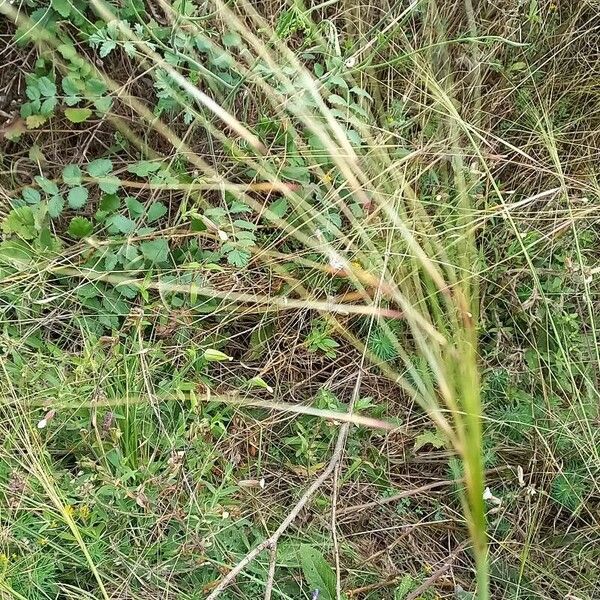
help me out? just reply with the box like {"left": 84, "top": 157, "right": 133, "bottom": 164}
{"left": 205, "top": 372, "right": 363, "bottom": 600}
{"left": 405, "top": 540, "right": 468, "bottom": 600}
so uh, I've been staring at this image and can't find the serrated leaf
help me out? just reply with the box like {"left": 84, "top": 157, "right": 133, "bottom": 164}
{"left": 269, "top": 197, "right": 288, "bottom": 218}
{"left": 98, "top": 194, "right": 119, "bottom": 213}
{"left": 65, "top": 107, "right": 92, "bottom": 123}
{"left": 67, "top": 186, "right": 89, "bottom": 209}
{"left": 127, "top": 161, "right": 161, "bottom": 177}
{"left": 298, "top": 545, "right": 336, "bottom": 600}
{"left": 222, "top": 31, "right": 242, "bottom": 47}
{"left": 40, "top": 96, "right": 57, "bottom": 116}
{"left": 87, "top": 158, "right": 113, "bottom": 177}
{"left": 98, "top": 175, "right": 121, "bottom": 194}
{"left": 26, "top": 114, "right": 47, "bottom": 129}
{"left": 100, "top": 40, "right": 116, "bottom": 58}
{"left": 2, "top": 206, "right": 37, "bottom": 239}
{"left": 51, "top": 0, "right": 71, "bottom": 18}
{"left": 37, "top": 76, "right": 56, "bottom": 97}
{"left": 226, "top": 248, "right": 250, "bottom": 267}
{"left": 68, "top": 216, "right": 93, "bottom": 238}
{"left": 93, "top": 96, "right": 112, "bottom": 114}
{"left": 63, "top": 164, "right": 82, "bottom": 185}
{"left": 47, "top": 195, "right": 64, "bottom": 218}
{"left": 413, "top": 429, "right": 445, "bottom": 452}
{"left": 62, "top": 76, "right": 81, "bottom": 97}
{"left": 22, "top": 187, "right": 41, "bottom": 205}
{"left": 106, "top": 214, "right": 136, "bottom": 235}
{"left": 140, "top": 238, "right": 169, "bottom": 263}
{"left": 35, "top": 176, "right": 59, "bottom": 196}
{"left": 125, "top": 196, "right": 145, "bottom": 218}
{"left": 147, "top": 201, "right": 167, "bottom": 223}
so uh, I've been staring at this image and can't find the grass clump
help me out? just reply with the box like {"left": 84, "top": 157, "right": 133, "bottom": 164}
{"left": 1, "top": 0, "right": 599, "bottom": 599}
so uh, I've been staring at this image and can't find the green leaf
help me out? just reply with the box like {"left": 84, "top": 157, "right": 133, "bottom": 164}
{"left": 98, "top": 175, "right": 121, "bottom": 194}
{"left": 100, "top": 40, "right": 117, "bottom": 58}
{"left": 98, "top": 194, "right": 119, "bottom": 213}
{"left": 222, "top": 31, "right": 242, "bottom": 47}
{"left": 147, "top": 201, "right": 167, "bottom": 223}
{"left": 269, "top": 197, "right": 288, "bottom": 218}
{"left": 40, "top": 96, "right": 57, "bottom": 116}
{"left": 37, "top": 76, "right": 57, "bottom": 97}
{"left": 87, "top": 158, "right": 113, "bottom": 177}
{"left": 298, "top": 545, "right": 336, "bottom": 600}
{"left": 226, "top": 248, "right": 251, "bottom": 267}
{"left": 413, "top": 429, "right": 445, "bottom": 452}
{"left": 67, "top": 186, "right": 89, "bottom": 209}
{"left": 34, "top": 175, "right": 59, "bottom": 196}
{"left": 2, "top": 206, "right": 37, "bottom": 239}
{"left": 62, "top": 76, "right": 81, "bottom": 97}
{"left": 203, "top": 349, "right": 233, "bottom": 362}
{"left": 51, "top": 0, "right": 71, "bottom": 18}
{"left": 68, "top": 216, "right": 93, "bottom": 238}
{"left": 106, "top": 214, "right": 136, "bottom": 234}
{"left": 93, "top": 96, "right": 112, "bottom": 114}
{"left": 63, "top": 164, "right": 82, "bottom": 185}
{"left": 328, "top": 94, "right": 348, "bottom": 107}
{"left": 126, "top": 196, "right": 145, "bottom": 218}
{"left": 65, "top": 107, "right": 92, "bottom": 123}
{"left": 22, "top": 187, "right": 41, "bottom": 205}
{"left": 47, "top": 195, "right": 65, "bottom": 218}
{"left": 140, "top": 239, "right": 169, "bottom": 263}
{"left": 127, "top": 161, "right": 161, "bottom": 177}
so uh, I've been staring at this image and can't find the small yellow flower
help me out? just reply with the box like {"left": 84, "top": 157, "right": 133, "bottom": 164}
{"left": 0, "top": 553, "right": 8, "bottom": 567}
{"left": 38, "top": 537, "right": 49, "bottom": 547}
{"left": 64, "top": 505, "right": 75, "bottom": 518}
{"left": 78, "top": 505, "right": 91, "bottom": 520}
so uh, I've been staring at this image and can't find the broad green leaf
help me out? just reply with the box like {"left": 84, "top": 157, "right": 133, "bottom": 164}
{"left": 62, "top": 76, "right": 81, "bottom": 97}
{"left": 2, "top": 206, "right": 37, "bottom": 239}
{"left": 47, "top": 195, "right": 64, "bottom": 218}
{"left": 65, "top": 107, "right": 92, "bottom": 123}
{"left": 40, "top": 96, "right": 57, "bottom": 116}
{"left": 51, "top": 0, "right": 71, "bottom": 18}
{"left": 98, "top": 175, "right": 121, "bottom": 194}
{"left": 140, "top": 238, "right": 169, "bottom": 263}
{"left": 35, "top": 175, "right": 59, "bottom": 196}
{"left": 98, "top": 194, "right": 119, "bottom": 213}
{"left": 269, "top": 197, "right": 288, "bottom": 218}
{"left": 125, "top": 196, "right": 145, "bottom": 218}
{"left": 100, "top": 40, "right": 116, "bottom": 58}
{"left": 328, "top": 94, "right": 348, "bottom": 106}
{"left": 222, "top": 31, "right": 242, "bottom": 47}
{"left": 87, "top": 158, "right": 113, "bottom": 177}
{"left": 22, "top": 187, "right": 41, "bottom": 205}
{"left": 63, "top": 164, "right": 82, "bottom": 185}
{"left": 127, "top": 161, "right": 161, "bottom": 177}
{"left": 226, "top": 248, "right": 250, "bottom": 267}
{"left": 67, "top": 186, "right": 89, "bottom": 209}
{"left": 298, "top": 545, "right": 337, "bottom": 600}
{"left": 413, "top": 429, "right": 445, "bottom": 452}
{"left": 106, "top": 214, "right": 136, "bottom": 234}
{"left": 37, "top": 76, "right": 56, "bottom": 97}
{"left": 147, "top": 201, "right": 167, "bottom": 223}
{"left": 93, "top": 96, "right": 112, "bottom": 113}
{"left": 68, "top": 216, "right": 93, "bottom": 238}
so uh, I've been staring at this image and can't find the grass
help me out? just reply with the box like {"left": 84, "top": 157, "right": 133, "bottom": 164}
{"left": 0, "top": 0, "right": 599, "bottom": 599}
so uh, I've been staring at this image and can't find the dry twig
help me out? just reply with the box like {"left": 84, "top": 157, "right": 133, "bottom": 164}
{"left": 206, "top": 372, "right": 363, "bottom": 600}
